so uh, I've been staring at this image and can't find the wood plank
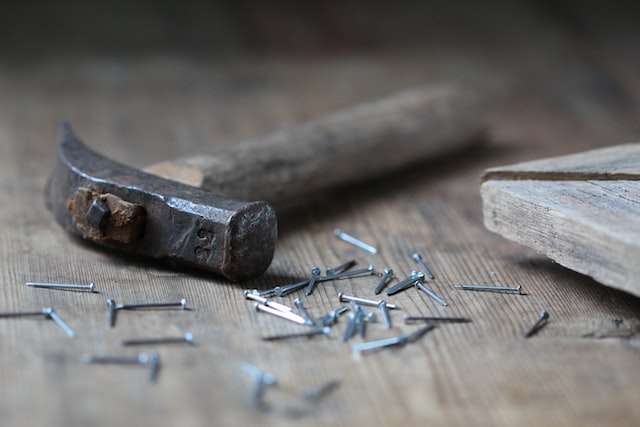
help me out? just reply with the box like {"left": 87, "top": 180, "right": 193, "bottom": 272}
{"left": 482, "top": 178, "right": 640, "bottom": 296}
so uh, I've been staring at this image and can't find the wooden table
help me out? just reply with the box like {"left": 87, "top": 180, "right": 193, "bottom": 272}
{"left": 1, "top": 2, "right": 639, "bottom": 426}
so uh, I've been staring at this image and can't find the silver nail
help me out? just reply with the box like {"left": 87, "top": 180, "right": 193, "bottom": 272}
{"left": 412, "top": 252, "right": 435, "bottom": 279}
{"left": 83, "top": 352, "right": 149, "bottom": 365}
{"left": 244, "top": 290, "right": 296, "bottom": 313}
{"left": 107, "top": 299, "right": 117, "bottom": 328}
{"left": 321, "top": 265, "right": 375, "bottom": 281}
{"left": 240, "top": 362, "right": 277, "bottom": 409}
{"left": 147, "top": 351, "right": 161, "bottom": 382}
{"left": 305, "top": 267, "right": 322, "bottom": 296}
{"left": 342, "top": 311, "right": 358, "bottom": 342}
{"left": 524, "top": 310, "right": 549, "bottom": 338}
{"left": 301, "top": 379, "right": 340, "bottom": 402}
{"left": 326, "top": 260, "right": 357, "bottom": 276}
{"left": 116, "top": 298, "right": 187, "bottom": 310}
{"left": 273, "top": 279, "right": 310, "bottom": 297}
{"left": 26, "top": 282, "right": 96, "bottom": 292}
{"left": 374, "top": 268, "right": 394, "bottom": 294}
{"left": 454, "top": 284, "right": 522, "bottom": 293}
{"left": 415, "top": 281, "right": 448, "bottom": 306}
{"left": 403, "top": 315, "right": 471, "bottom": 324}
{"left": 338, "top": 292, "right": 398, "bottom": 310}
{"left": 42, "top": 308, "right": 75, "bottom": 338}
{"left": 378, "top": 300, "right": 392, "bottom": 329}
{"left": 294, "top": 298, "right": 316, "bottom": 325}
{"left": 316, "top": 306, "right": 349, "bottom": 327}
{"left": 352, "top": 324, "right": 436, "bottom": 355}
{"left": 261, "top": 326, "right": 330, "bottom": 341}
{"left": 334, "top": 229, "right": 378, "bottom": 254}
{"left": 122, "top": 332, "right": 194, "bottom": 346}
{"left": 385, "top": 271, "right": 424, "bottom": 296}
{"left": 255, "top": 303, "right": 308, "bottom": 325}
{"left": 0, "top": 309, "right": 49, "bottom": 318}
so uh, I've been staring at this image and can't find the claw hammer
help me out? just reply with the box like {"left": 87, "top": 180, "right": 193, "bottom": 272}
{"left": 46, "top": 82, "right": 491, "bottom": 280}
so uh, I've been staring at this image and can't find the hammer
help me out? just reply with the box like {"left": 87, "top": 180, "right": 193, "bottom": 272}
{"left": 46, "top": 82, "right": 490, "bottom": 281}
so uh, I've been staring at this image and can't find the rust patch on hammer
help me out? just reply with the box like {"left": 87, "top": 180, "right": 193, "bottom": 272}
{"left": 67, "top": 187, "right": 146, "bottom": 244}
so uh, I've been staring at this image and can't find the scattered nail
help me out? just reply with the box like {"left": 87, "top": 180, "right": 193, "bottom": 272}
{"left": 524, "top": 310, "right": 550, "bottom": 338}
{"left": 385, "top": 271, "right": 424, "bottom": 296}
{"left": 338, "top": 292, "right": 398, "bottom": 309}
{"left": 326, "top": 260, "right": 357, "bottom": 276}
{"left": 26, "top": 282, "right": 96, "bottom": 292}
{"left": 403, "top": 315, "right": 471, "bottom": 324}
{"left": 301, "top": 379, "right": 340, "bottom": 402}
{"left": 412, "top": 252, "right": 435, "bottom": 279}
{"left": 122, "top": 332, "right": 194, "bottom": 346}
{"left": 378, "top": 300, "right": 392, "bottom": 329}
{"left": 261, "top": 326, "right": 331, "bottom": 341}
{"left": 454, "top": 284, "right": 522, "bottom": 293}
{"left": 374, "top": 268, "right": 394, "bottom": 294}
{"left": 240, "top": 362, "right": 277, "bottom": 410}
{"left": 415, "top": 281, "right": 448, "bottom": 306}
{"left": 334, "top": 229, "right": 378, "bottom": 254}
{"left": 255, "top": 303, "right": 308, "bottom": 325}
{"left": 244, "top": 290, "right": 296, "bottom": 313}
{"left": 305, "top": 267, "right": 322, "bottom": 296}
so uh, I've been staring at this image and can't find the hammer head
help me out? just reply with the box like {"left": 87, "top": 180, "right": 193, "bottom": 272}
{"left": 46, "top": 123, "right": 277, "bottom": 281}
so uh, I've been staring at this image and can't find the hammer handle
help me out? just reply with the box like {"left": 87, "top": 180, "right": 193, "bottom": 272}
{"left": 145, "top": 83, "right": 489, "bottom": 206}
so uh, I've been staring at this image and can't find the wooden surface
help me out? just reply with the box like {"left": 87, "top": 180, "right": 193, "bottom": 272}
{"left": 1, "top": 2, "right": 640, "bottom": 427}
{"left": 482, "top": 144, "right": 640, "bottom": 296}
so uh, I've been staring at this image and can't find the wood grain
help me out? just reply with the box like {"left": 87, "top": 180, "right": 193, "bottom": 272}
{"left": 1, "top": 2, "right": 640, "bottom": 427}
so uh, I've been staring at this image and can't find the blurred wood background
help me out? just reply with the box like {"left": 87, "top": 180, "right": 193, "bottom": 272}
{"left": 1, "top": 1, "right": 639, "bottom": 426}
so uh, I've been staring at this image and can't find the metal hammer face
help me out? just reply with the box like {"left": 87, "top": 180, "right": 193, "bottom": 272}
{"left": 46, "top": 123, "right": 277, "bottom": 281}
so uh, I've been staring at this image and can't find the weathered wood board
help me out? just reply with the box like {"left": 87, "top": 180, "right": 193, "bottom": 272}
{"left": 482, "top": 144, "right": 640, "bottom": 296}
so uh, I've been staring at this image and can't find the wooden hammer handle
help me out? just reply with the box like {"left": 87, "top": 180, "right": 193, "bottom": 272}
{"left": 145, "top": 82, "right": 490, "bottom": 205}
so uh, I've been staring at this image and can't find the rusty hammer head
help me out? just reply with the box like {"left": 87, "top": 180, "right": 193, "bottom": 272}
{"left": 46, "top": 123, "right": 277, "bottom": 281}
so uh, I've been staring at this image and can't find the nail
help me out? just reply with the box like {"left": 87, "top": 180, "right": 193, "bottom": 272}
{"left": 0, "top": 308, "right": 76, "bottom": 337}
{"left": 255, "top": 303, "right": 308, "bottom": 325}
{"left": 374, "top": 268, "right": 394, "bottom": 294}
{"left": 84, "top": 352, "right": 158, "bottom": 382}
{"left": 83, "top": 352, "right": 149, "bottom": 365}
{"left": 385, "top": 271, "right": 424, "bottom": 296}
{"left": 0, "top": 309, "right": 50, "bottom": 318}
{"left": 412, "top": 252, "right": 435, "bottom": 279}
{"left": 244, "top": 290, "right": 296, "bottom": 313}
{"left": 326, "top": 260, "right": 357, "bottom": 276}
{"left": 116, "top": 298, "right": 187, "bottom": 310}
{"left": 42, "top": 308, "right": 76, "bottom": 338}
{"left": 378, "top": 300, "right": 392, "bottom": 329}
{"left": 122, "top": 332, "right": 194, "bottom": 346}
{"left": 240, "top": 362, "right": 277, "bottom": 410}
{"left": 301, "top": 379, "right": 340, "bottom": 402}
{"left": 261, "top": 326, "right": 331, "bottom": 341}
{"left": 273, "top": 279, "right": 310, "bottom": 297}
{"left": 524, "top": 310, "right": 550, "bottom": 338}
{"left": 26, "top": 282, "right": 95, "bottom": 292}
{"left": 415, "top": 281, "right": 448, "bottom": 306}
{"left": 147, "top": 351, "right": 161, "bottom": 382}
{"left": 403, "top": 315, "right": 471, "bottom": 324}
{"left": 454, "top": 284, "right": 522, "bottom": 293}
{"left": 352, "top": 324, "right": 436, "bottom": 355}
{"left": 315, "top": 306, "right": 349, "bottom": 327}
{"left": 305, "top": 267, "right": 322, "bottom": 296}
{"left": 107, "top": 299, "right": 117, "bottom": 327}
{"left": 334, "top": 229, "right": 378, "bottom": 254}
{"left": 294, "top": 298, "right": 316, "bottom": 325}
{"left": 338, "top": 292, "right": 398, "bottom": 310}
{"left": 342, "top": 311, "right": 358, "bottom": 342}
{"left": 321, "top": 265, "right": 375, "bottom": 281}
